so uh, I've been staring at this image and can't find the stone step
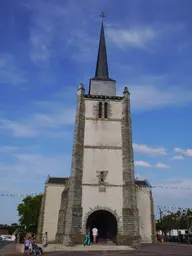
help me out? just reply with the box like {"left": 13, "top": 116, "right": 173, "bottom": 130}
{"left": 41, "top": 244, "right": 134, "bottom": 252}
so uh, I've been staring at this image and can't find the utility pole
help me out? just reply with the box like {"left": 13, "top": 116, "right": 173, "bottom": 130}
{"left": 158, "top": 206, "right": 163, "bottom": 219}
{"left": 187, "top": 216, "right": 192, "bottom": 245}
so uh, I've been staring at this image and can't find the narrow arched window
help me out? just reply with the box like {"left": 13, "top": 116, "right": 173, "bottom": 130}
{"left": 98, "top": 102, "right": 102, "bottom": 118}
{"left": 104, "top": 102, "right": 108, "bottom": 118}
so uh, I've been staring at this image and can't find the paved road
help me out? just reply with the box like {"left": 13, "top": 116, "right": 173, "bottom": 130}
{"left": 2, "top": 243, "right": 192, "bottom": 256}
{"left": 42, "top": 243, "right": 192, "bottom": 256}
{"left": 0, "top": 240, "right": 12, "bottom": 250}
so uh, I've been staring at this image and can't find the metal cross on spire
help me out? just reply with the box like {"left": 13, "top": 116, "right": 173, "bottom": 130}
{"left": 100, "top": 12, "right": 105, "bottom": 20}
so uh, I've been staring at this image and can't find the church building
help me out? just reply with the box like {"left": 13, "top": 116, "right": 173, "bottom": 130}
{"left": 37, "top": 15, "right": 156, "bottom": 248}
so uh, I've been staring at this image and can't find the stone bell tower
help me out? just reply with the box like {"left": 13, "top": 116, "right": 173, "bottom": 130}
{"left": 57, "top": 13, "right": 141, "bottom": 248}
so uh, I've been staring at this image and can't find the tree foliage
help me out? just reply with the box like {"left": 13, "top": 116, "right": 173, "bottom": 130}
{"left": 156, "top": 208, "right": 192, "bottom": 233}
{"left": 17, "top": 194, "right": 43, "bottom": 233}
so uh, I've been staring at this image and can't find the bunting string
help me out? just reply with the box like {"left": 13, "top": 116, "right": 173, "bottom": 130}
{"left": 156, "top": 205, "right": 192, "bottom": 212}
{"left": 0, "top": 193, "right": 43, "bottom": 197}
{"left": 0, "top": 192, "right": 191, "bottom": 213}
{"left": 1, "top": 184, "right": 192, "bottom": 197}
{"left": 152, "top": 185, "right": 192, "bottom": 191}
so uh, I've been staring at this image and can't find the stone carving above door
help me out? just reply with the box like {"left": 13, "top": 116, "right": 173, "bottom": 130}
{"left": 96, "top": 170, "right": 108, "bottom": 185}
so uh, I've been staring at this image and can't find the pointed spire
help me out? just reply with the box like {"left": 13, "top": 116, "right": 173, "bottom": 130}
{"left": 95, "top": 12, "right": 109, "bottom": 79}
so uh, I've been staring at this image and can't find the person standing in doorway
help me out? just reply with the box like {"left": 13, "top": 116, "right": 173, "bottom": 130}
{"left": 92, "top": 227, "right": 98, "bottom": 244}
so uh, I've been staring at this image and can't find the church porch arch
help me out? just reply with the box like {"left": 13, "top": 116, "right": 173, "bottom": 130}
{"left": 83, "top": 206, "right": 122, "bottom": 243}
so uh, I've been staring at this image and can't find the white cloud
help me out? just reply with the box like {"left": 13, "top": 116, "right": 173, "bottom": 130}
{"left": 155, "top": 162, "right": 169, "bottom": 169}
{"left": 119, "top": 84, "right": 192, "bottom": 111}
{"left": 25, "top": 2, "right": 158, "bottom": 65}
{"left": 27, "top": 1, "right": 64, "bottom": 65}
{"left": 14, "top": 153, "right": 70, "bottom": 176}
{"left": 171, "top": 155, "right": 184, "bottom": 160}
{"left": 0, "top": 146, "right": 19, "bottom": 153}
{"left": 0, "top": 85, "right": 77, "bottom": 139}
{"left": 0, "top": 153, "right": 71, "bottom": 184}
{"left": 133, "top": 143, "right": 167, "bottom": 156}
{"left": 0, "top": 152, "right": 70, "bottom": 224}
{"left": 174, "top": 147, "right": 192, "bottom": 157}
{"left": 106, "top": 27, "right": 157, "bottom": 50}
{"left": 0, "top": 54, "right": 26, "bottom": 85}
{"left": 135, "top": 160, "right": 169, "bottom": 169}
{"left": 29, "top": 32, "right": 52, "bottom": 65}
{"left": 32, "top": 108, "right": 75, "bottom": 128}
{"left": 0, "top": 106, "right": 75, "bottom": 138}
{"left": 0, "top": 120, "right": 38, "bottom": 138}
{"left": 135, "top": 161, "right": 152, "bottom": 168}
{"left": 152, "top": 179, "right": 192, "bottom": 211}
{"left": 26, "top": 1, "right": 88, "bottom": 65}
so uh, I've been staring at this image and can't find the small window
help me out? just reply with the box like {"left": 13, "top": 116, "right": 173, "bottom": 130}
{"left": 104, "top": 102, "right": 108, "bottom": 118}
{"left": 98, "top": 102, "right": 102, "bottom": 118}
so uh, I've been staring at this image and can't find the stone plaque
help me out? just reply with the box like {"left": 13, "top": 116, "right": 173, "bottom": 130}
{"left": 99, "top": 186, "right": 106, "bottom": 192}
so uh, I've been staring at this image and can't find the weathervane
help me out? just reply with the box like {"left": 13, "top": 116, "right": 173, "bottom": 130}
{"left": 100, "top": 12, "right": 106, "bottom": 20}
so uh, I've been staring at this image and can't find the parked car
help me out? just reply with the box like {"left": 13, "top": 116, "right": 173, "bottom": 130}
{"left": 0, "top": 235, "right": 13, "bottom": 241}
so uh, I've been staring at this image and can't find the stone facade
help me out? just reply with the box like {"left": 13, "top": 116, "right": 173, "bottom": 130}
{"left": 36, "top": 182, "right": 47, "bottom": 242}
{"left": 37, "top": 18, "right": 155, "bottom": 248}
{"left": 55, "top": 187, "right": 69, "bottom": 242}
{"left": 137, "top": 186, "right": 152, "bottom": 243}
{"left": 150, "top": 191, "right": 156, "bottom": 243}
{"left": 81, "top": 94, "right": 123, "bottom": 236}
{"left": 37, "top": 178, "right": 154, "bottom": 244}
{"left": 62, "top": 84, "right": 85, "bottom": 246}
{"left": 37, "top": 87, "right": 155, "bottom": 246}
{"left": 116, "top": 87, "right": 141, "bottom": 248}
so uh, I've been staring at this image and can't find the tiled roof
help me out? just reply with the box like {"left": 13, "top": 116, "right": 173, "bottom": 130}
{"left": 135, "top": 180, "right": 151, "bottom": 188}
{"left": 47, "top": 177, "right": 69, "bottom": 184}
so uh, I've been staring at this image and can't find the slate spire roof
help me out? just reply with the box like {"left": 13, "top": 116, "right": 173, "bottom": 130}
{"left": 95, "top": 19, "right": 109, "bottom": 79}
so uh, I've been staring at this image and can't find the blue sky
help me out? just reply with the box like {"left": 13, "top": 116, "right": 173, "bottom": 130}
{"left": 1, "top": 0, "right": 192, "bottom": 224}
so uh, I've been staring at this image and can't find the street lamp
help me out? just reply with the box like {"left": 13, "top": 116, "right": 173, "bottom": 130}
{"left": 187, "top": 216, "right": 192, "bottom": 245}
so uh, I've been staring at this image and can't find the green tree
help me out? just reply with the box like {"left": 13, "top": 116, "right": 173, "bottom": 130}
{"left": 156, "top": 212, "right": 175, "bottom": 233}
{"left": 17, "top": 194, "right": 43, "bottom": 233}
{"left": 156, "top": 208, "right": 192, "bottom": 233}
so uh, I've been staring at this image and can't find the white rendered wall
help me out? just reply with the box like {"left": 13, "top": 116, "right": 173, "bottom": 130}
{"left": 136, "top": 188, "right": 152, "bottom": 243}
{"left": 43, "top": 184, "right": 65, "bottom": 241}
{"left": 82, "top": 99, "right": 123, "bottom": 226}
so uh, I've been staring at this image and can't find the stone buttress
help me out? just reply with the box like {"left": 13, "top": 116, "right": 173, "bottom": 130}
{"left": 62, "top": 83, "right": 85, "bottom": 245}
{"left": 117, "top": 87, "right": 141, "bottom": 248}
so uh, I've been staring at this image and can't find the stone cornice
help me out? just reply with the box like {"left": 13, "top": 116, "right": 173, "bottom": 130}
{"left": 85, "top": 117, "right": 121, "bottom": 122}
{"left": 84, "top": 145, "right": 122, "bottom": 150}
{"left": 84, "top": 94, "right": 123, "bottom": 101}
{"left": 82, "top": 183, "right": 122, "bottom": 187}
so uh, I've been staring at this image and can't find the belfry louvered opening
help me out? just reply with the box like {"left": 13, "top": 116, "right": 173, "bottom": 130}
{"left": 98, "top": 102, "right": 102, "bottom": 118}
{"left": 104, "top": 102, "right": 108, "bottom": 118}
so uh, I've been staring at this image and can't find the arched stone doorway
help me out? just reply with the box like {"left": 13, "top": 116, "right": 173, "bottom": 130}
{"left": 86, "top": 210, "right": 117, "bottom": 243}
